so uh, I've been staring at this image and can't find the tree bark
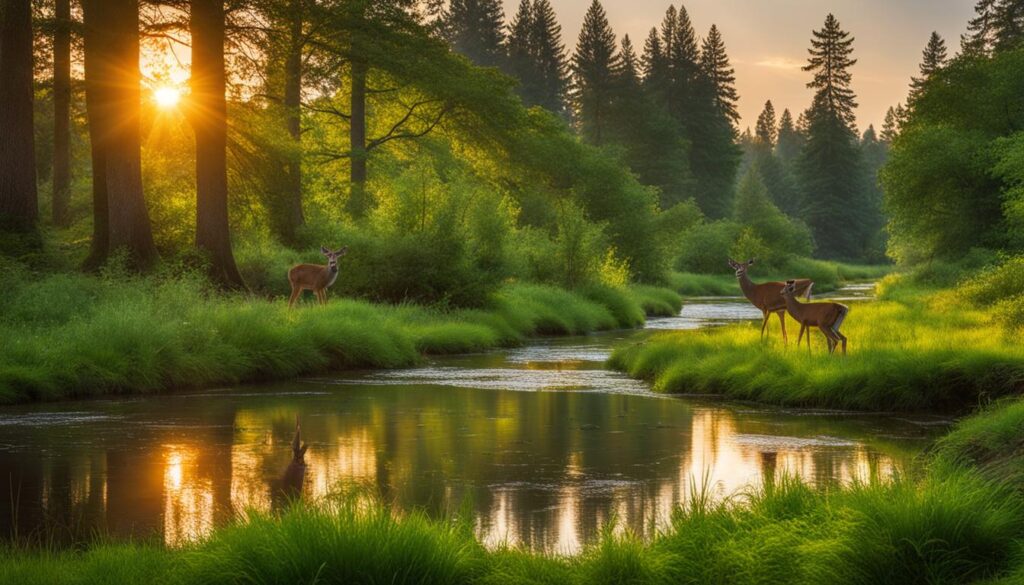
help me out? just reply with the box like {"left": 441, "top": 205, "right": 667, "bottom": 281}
{"left": 346, "top": 58, "right": 369, "bottom": 219}
{"left": 191, "top": 0, "right": 244, "bottom": 288}
{"left": 52, "top": 0, "right": 72, "bottom": 227}
{"left": 82, "top": 0, "right": 157, "bottom": 269}
{"left": 280, "top": 0, "right": 305, "bottom": 242}
{"left": 0, "top": 0, "right": 39, "bottom": 234}
{"left": 82, "top": 0, "right": 109, "bottom": 269}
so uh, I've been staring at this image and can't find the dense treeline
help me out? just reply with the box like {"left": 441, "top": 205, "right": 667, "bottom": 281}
{"left": 1, "top": 0, "right": 912, "bottom": 311}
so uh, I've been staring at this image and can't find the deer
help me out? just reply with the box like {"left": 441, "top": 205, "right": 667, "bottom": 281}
{"left": 727, "top": 258, "right": 814, "bottom": 345}
{"left": 272, "top": 417, "right": 308, "bottom": 510}
{"left": 779, "top": 279, "right": 849, "bottom": 355}
{"left": 288, "top": 246, "right": 348, "bottom": 308}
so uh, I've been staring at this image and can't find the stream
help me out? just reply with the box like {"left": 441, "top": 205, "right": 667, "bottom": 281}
{"left": 0, "top": 284, "right": 948, "bottom": 553}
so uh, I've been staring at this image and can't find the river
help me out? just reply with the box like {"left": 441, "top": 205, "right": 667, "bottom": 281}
{"left": 0, "top": 284, "right": 947, "bottom": 553}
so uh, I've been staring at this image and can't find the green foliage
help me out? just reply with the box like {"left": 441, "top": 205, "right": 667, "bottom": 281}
{"left": 610, "top": 277, "right": 1021, "bottom": 412}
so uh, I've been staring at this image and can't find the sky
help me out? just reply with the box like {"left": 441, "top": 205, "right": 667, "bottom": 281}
{"left": 512, "top": 0, "right": 978, "bottom": 131}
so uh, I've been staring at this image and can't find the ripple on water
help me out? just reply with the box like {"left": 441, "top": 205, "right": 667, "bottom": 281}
{"left": 646, "top": 301, "right": 764, "bottom": 330}
{"left": 732, "top": 434, "right": 858, "bottom": 449}
{"left": 504, "top": 345, "right": 611, "bottom": 364}
{"left": 330, "top": 366, "right": 653, "bottom": 395}
{"left": 0, "top": 412, "right": 120, "bottom": 427}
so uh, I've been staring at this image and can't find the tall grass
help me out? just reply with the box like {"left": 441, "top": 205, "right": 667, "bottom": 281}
{"left": 0, "top": 265, "right": 674, "bottom": 404}
{"left": 667, "top": 261, "right": 891, "bottom": 298}
{"left": 610, "top": 278, "right": 1024, "bottom": 412}
{"left": 1, "top": 459, "right": 1021, "bottom": 585}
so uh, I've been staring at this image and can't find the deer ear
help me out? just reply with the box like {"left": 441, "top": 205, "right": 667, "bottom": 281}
{"left": 336, "top": 246, "right": 348, "bottom": 256}
{"left": 748, "top": 258, "right": 755, "bottom": 265}
{"left": 320, "top": 246, "right": 330, "bottom": 256}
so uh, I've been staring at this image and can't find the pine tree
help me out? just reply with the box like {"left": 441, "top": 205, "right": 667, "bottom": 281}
{"left": 667, "top": 4, "right": 701, "bottom": 118}
{"left": 992, "top": 0, "right": 1024, "bottom": 52}
{"left": 880, "top": 106, "right": 900, "bottom": 143}
{"left": 755, "top": 100, "right": 777, "bottom": 147}
{"left": 700, "top": 24, "right": 739, "bottom": 126}
{"left": 530, "top": 0, "right": 568, "bottom": 113}
{"left": 962, "top": 0, "right": 997, "bottom": 56}
{"left": 618, "top": 34, "right": 640, "bottom": 87}
{"left": 640, "top": 27, "right": 666, "bottom": 86}
{"left": 571, "top": 0, "right": 619, "bottom": 145}
{"left": 507, "top": 0, "right": 534, "bottom": 100}
{"left": 0, "top": 0, "right": 39, "bottom": 236}
{"left": 445, "top": 0, "right": 506, "bottom": 68}
{"left": 803, "top": 13, "right": 858, "bottom": 130}
{"left": 909, "top": 32, "right": 947, "bottom": 103}
{"left": 776, "top": 108, "right": 803, "bottom": 164}
{"left": 798, "top": 14, "right": 871, "bottom": 260}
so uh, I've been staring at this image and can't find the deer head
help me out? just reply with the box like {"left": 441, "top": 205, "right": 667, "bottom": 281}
{"left": 320, "top": 246, "right": 349, "bottom": 272}
{"left": 727, "top": 258, "right": 755, "bottom": 277}
{"left": 779, "top": 279, "right": 797, "bottom": 297}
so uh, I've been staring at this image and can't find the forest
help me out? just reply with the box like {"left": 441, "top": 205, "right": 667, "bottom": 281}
{"left": 3, "top": 0, "right": 1024, "bottom": 583}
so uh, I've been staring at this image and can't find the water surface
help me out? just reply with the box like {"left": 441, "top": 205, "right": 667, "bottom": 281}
{"left": 0, "top": 286, "right": 946, "bottom": 553}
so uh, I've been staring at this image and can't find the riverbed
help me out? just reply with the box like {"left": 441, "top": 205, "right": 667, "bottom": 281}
{"left": 0, "top": 285, "right": 947, "bottom": 553}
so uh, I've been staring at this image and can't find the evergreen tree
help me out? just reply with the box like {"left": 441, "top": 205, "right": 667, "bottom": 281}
{"left": 530, "top": 0, "right": 568, "bottom": 113}
{"left": 755, "top": 100, "right": 777, "bottom": 147}
{"left": 445, "top": 0, "right": 505, "bottom": 68}
{"left": 700, "top": 24, "right": 739, "bottom": 126}
{"left": 0, "top": 0, "right": 39, "bottom": 236}
{"left": 640, "top": 27, "right": 667, "bottom": 86}
{"left": 803, "top": 13, "right": 858, "bottom": 130}
{"left": 667, "top": 4, "right": 701, "bottom": 119}
{"left": 880, "top": 106, "right": 900, "bottom": 143}
{"left": 909, "top": 32, "right": 947, "bottom": 103}
{"left": 776, "top": 108, "right": 803, "bottom": 164}
{"left": 962, "top": 0, "right": 997, "bottom": 56}
{"left": 992, "top": 0, "right": 1024, "bottom": 52}
{"left": 507, "top": 0, "right": 534, "bottom": 99}
{"left": 798, "top": 14, "right": 870, "bottom": 259}
{"left": 570, "top": 0, "right": 619, "bottom": 145}
{"left": 618, "top": 34, "right": 640, "bottom": 87}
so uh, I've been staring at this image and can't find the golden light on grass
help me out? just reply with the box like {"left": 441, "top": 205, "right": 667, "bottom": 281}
{"left": 153, "top": 86, "right": 182, "bottom": 108}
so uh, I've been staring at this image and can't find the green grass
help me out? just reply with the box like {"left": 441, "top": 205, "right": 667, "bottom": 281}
{"left": 609, "top": 276, "right": 1024, "bottom": 412}
{"left": 0, "top": 265, "right": 677, "bottom": 404}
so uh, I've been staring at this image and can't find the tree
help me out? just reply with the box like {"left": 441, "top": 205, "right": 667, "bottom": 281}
{"left": 880, "top": 106, "right": 900, "bottom": 143}
{"left": 445, "top": 0, "right": 505, "bottom": 68}
{"left": 798, "top": 14, "right": 871, "bottom": 260}
{"left": 755, "top": 100, "right": 777, "bottom": 147}
{"left": 81, "top": 0, "right": 157, "bottom": 268}
{"left": 640, "top": 26, "right": 666, "bottom": 88}
{"left": 992, "top": 0, "right": 1024, "bottom": 52}
{"left": 280, "top": 0, "right": 306, "bottom": 242}
{"left": 191, "top": 0, "right": 244, "bottom": 288}
{"left": 507, "top": 0, "right": 534, "bottom": 100}
{"left": 962, "top": 0, "right": 998, "bottom": 56}
{"left": 775, "top": 108, "right": 803, "bottom": 164}
{"left": 803, "top": 13, "right": 858, "bottom": 130}
{"left": 570, "top": 0, "right": 619, "bottom": 145}
{"left": 529, "top": 0, "right": 568, "bottom": 113}
{"left": 0, "top": 0, "right": 39, "bottom": 235}
{"left": 700, "top": 24, "right": 739, "bottom": 126}
{"left": 52, "top": 0, "right": 72, "bottom": 227}
{"left": 909, "top": 32, "right": 947, "bottom": 104}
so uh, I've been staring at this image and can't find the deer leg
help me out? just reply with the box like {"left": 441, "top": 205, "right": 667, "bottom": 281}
{"left": 322, "top": 288, "right": 329, "bottom": 306}
{"left": 288, "top": 286, "right": 301, "bottom": 308}
{"left": 760, "top": 312, "right": 770, "bottom": 341}
{"left": 832, "top": 326, "right": 848, "bottom": 355}
{"left": 819, "top": 326, "right": 838, "bottom": 354}
{"left": 797, "top": 323, "right": 806, "bottom": 349}
{"left": 777, "top": 311, "right": 788, "bottom": 345}
{"left": 315, "top": 289, "right": 325, "bottom": 306}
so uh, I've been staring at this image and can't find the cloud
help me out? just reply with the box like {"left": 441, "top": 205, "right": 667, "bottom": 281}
{"left": 754, "top": 56, "right": 805, "bottom": 71}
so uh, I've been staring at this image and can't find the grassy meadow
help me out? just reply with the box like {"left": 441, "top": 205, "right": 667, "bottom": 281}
{"left": 610, "top": 268, "right": 1024, "bottom": 413}
{"left": 0, "top": 260, "right": 680, "bottom": 405}
{"left": 2, "top": 397, "right": 1023, "bottom": 585}
{"left": 668, "top": 260, "right": 891, "bottom": 297}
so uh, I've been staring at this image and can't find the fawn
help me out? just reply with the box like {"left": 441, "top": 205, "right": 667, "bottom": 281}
{"left": 288, "top": 246, "right": 348, "bottom": 307}
{"left": 779, "top": 279, "right": 849, "bottom": 355}
{"left": 728, "top": 258, "right": 814, "bottom": 344}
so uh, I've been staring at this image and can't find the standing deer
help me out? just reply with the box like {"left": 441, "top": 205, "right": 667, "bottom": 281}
{"left": 288, "top": 246, "right": 348, "bottom": 307}
{"left": 727, "top": 258, "right": 814, "bottom": 344}
{"left": 779, "top": 279, "right": 849, "bottom": 354}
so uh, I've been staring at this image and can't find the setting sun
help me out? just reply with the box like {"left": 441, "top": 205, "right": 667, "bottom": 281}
{"left": 153, "top": 86, "right": 181, "bottom": 108}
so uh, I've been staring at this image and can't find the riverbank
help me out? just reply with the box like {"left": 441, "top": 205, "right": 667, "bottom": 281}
{"left": 1, "top": 397, "right": 1021, "bottom": 585}
{"left": 609, "top": 275, "right": 1024, "bottom": 413}
{"left": 0, "top": 265, "right": 680, "bottom": 405}
{"left": 668, "top": 260, "right": 891, "bottom": 296}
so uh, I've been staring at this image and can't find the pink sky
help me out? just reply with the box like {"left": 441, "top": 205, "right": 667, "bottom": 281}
{"left": 515, "top": 0, "right": 977, "bottom": 131}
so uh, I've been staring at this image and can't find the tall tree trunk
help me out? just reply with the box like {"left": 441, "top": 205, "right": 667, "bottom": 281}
{"left": 52, "top": 0, "right": 72, "bottom": 227}
{"left": 82, "top": 0, "right": 157, "bottom": 269}
{"left": 346, "top": 58, "right": 369, "bottom": 219}
{"left": 280, "top": 0, "right": 304, "bottom": 242}
{"left": 191, "top": 0, "right": 244, "bottom": 288}
{"left": 0, "top": 0, "right": 39, "bottom": 235}
{"left": 82, "top": 4, "right": 109, "bottom": 270}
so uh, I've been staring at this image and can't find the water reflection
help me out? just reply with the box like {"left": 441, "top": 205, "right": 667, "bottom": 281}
{"left": 0, "top": 381, "right": 938, "bottom": 552}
